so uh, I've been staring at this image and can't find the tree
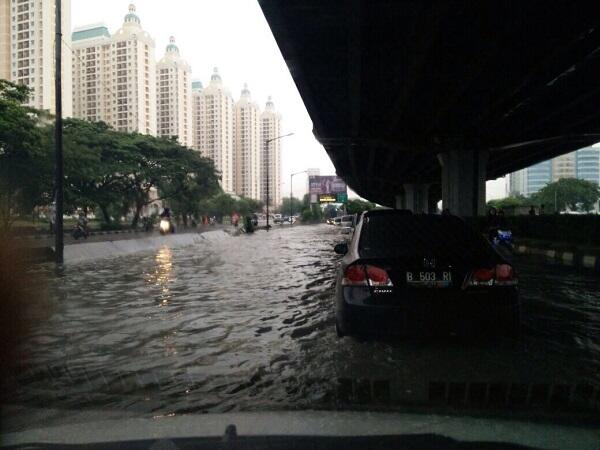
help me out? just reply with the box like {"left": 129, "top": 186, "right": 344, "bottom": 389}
{"left": 245, "top": 197, "right": 264, "bottom": 213}
{"left": 346, "top": 198, "right": 376, "bottom": 215}
{"left": 486, "top": 195, "right": 528, "bottom": 211}
{"left": 198, "top": 193, "right": 237, "bottom": 219}
{"left": 280, "top": 196, "right": 303, "bottom": 216}
{"left": 301, "top": 203, "right": 323, "bottom": 223}
{"left": 0, "top": 80, "right": 48, "bottom": 231}
{"left": 159, "top": 141, "right": 221, "bottom": 226}
{"left": 61, "top": 119, "right": 128, "bottom": 222}
{"left": 532, "top": 178, "right": 600, "bottom": 213}
{"left": 0, "top": 85, "right": 223, "bottom": 230}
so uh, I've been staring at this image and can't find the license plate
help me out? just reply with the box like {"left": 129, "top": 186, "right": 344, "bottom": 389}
{"left": 406, "top": 271, "right": 452, "bottom": 287}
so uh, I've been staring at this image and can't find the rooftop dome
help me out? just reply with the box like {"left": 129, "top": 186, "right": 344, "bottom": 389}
{"left": 166, "top": 36, "right": 179, "bottom": 54}
{"left": 241, "top": 83, "right": 251, "bottom": 97}
{"left": 265, "top": 95, "right": 274, "bottom": 109}
{"left": 211, "top": 67, "right": 221, "bottom": 82}
{"left": 124, "top": 4, "right": 140, "bottom": 25}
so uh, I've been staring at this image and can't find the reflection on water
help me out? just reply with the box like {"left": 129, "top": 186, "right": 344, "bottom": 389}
{"left": 148, "top": 246, "right": 174, "bottom": 306}
{"left": 5, "top": 225, "right": 600, "bottom": 429}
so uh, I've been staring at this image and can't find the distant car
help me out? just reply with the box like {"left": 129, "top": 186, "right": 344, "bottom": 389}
{"left": 340, "top": 214, "right": 356, "bottom": 228}
{"left": 333, "top": 210, "right": 520, "bottom": 338}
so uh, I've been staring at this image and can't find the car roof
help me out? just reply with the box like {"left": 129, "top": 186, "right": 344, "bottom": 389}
{"left": 362, "top": 209, "right": 412, "bottom": 217}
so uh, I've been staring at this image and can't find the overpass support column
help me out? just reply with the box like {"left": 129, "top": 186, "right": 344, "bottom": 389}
{"left": 395, "top": 183, "right": 431, "bottom": 213}
{"left": 437, "top": 150, "right": 488, "bottom": 217}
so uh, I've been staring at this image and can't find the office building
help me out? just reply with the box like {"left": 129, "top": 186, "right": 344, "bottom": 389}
{"left": 576, "top": 146, "right": 600, "bottom": 184}
{"left": 156, "top": 36, "right": 191, "bottom": 146}
{"left": 1, "top": 0, "right": 72, "bottom": 115}
{"left": 71, "top": 4, "right": 156, "bottom": 135}
{"left": 260, "top": 96, "right": 282, "bottom": 207}
{"left": 191, "top": 68, "right": 234, "bottom": 193}
{"left": 508, "top": 168, "right": 526, "bottom": 197}
{"left": 233, "top": 83, "right": 261, "bottom": 199}
{"left": 552, "top": 152, "right": 576, "bottom": 181}
{"left": 508, "top": 146, "right": 600, "bottom": 196}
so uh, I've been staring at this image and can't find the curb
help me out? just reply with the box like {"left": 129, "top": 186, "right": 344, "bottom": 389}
{"left": 514, "top": 244, "right": 599, "bottom": 274}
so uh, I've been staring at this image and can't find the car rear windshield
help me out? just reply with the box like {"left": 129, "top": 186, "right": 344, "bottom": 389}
{"left": 358, "top": 214, "right": 495, "bottom": 261}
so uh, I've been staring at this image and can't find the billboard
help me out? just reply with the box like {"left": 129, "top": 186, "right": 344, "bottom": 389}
{"left": 309, "top": 176, "right": 347, "bottom": 195}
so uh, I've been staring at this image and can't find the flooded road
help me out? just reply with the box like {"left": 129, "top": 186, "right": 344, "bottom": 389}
{"left": 5, "top": 225, "right": 600, "bottom": 429}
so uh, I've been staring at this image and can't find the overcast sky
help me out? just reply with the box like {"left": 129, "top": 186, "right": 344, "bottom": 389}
{"left": 71, "top": 0, "right": 507, "bottom": 201}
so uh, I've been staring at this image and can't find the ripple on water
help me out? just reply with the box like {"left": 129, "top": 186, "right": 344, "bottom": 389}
{"left": 9, "top": 225, "right": 600, "bottom": 423}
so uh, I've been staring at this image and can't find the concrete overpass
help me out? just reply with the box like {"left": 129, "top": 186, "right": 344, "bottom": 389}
{"left": 259, "top": 1, "right": 600, "bottom": 214}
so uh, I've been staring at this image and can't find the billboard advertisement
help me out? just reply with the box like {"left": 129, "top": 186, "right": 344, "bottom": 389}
{"left": 309, "top": 176, "right": 347, "bottom": 195}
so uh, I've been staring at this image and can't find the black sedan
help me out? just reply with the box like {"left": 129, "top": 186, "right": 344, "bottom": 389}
{"left": 333, "top": 210, "right": 520, "bottom": 338}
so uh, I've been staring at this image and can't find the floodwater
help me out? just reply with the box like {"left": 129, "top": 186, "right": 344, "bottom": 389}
{"left": 5, "top": 225, "right": 600, "bottom": 430}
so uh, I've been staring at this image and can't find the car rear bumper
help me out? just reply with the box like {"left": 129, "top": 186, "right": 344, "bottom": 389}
{"left": 338, "top": 287, "right": 520, "bottom": 336}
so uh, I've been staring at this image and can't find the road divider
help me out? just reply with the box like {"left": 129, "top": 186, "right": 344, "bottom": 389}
{"left": 62, "top": 230, "right": 232, "bottom": 264}
{"left": 514, "top": 240, "right": 600, "bottom": 274}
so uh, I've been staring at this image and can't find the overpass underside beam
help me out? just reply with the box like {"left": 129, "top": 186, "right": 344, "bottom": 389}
{"left": 437, "top": 150, "right": 488, "bottom": 217}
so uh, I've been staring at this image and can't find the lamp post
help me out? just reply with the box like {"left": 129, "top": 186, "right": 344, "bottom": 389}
{"left": 290, "top": 170, "right": 308, "bottom": 225}
{"left": 54, "top": 0, "right": 64, "bottom": 263}
{"left": 265, "top": 132, "right": 294, "bottom": 231}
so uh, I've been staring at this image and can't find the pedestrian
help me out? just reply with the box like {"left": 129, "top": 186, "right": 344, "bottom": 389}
{"left": 48, "top": 201, "right": 56, "bottom": 233}
{"left": 497, "top": 208, "right": 507, "bottom": 229}
{"left": 540, "top": 204, "right": 545, "bottom": 215}
{"left": 528, "top": 205, "right": 536, "bottom": 216}
{"left": 486, "top": 207, "right": 499, "bottom": 241}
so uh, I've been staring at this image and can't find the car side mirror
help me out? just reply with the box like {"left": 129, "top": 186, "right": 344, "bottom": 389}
{"left": 334, "top": 242, "right": 348, "bottom": 255}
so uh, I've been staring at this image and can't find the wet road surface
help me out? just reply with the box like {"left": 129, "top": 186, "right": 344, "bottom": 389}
{"left": 5, "top": 225, "right": 600, "bottom": 429}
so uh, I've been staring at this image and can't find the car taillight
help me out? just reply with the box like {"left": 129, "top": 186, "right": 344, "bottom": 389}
{"left": 495, "top": 264, "right": 516, "bottom": 285}
{"left": 343, "top": 264, "right": 393, "bottom": 287}
{"left": 366, "top": 266, "right": 389, "bottom": 285}
{"left": 473, "top": 268, "right": 494, "bottom": 282}
{"left": 343, "top": 265, "right": 367, "bottom": 285}
{"left": 466, "top": 264, "right": 517, "bottom": 287}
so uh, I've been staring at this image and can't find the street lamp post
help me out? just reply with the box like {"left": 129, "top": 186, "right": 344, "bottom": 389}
{"left": 265, "top": 132, "right": 294, "bottom": 231}
{"left": 54, "top": 0, "right": 64, "bottom": 264}
{"left": 290, "top": 170, "right": 308, "bottom": 225}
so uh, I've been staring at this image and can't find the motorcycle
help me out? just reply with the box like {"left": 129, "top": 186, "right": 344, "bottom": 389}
{"left": 493, "top": 229, "right": 514, "bottom": 251}
{"left": 71, "top": 223, "right": 89, "bottom": 240}
{"left": 159, "top": 218, "right": 175, "bottom": 235}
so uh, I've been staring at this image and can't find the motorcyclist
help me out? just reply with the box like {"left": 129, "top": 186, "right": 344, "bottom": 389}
{"left": 159, "top": 207, "right": 175, "bottom": 233}
{"left": 77, "top": 213, "right": 88, "bottom": 230}
{"left": 72, "top": 212, "right": 89, "bottom": 239}
{"left": 244, "top": 215, "right": 255, "bottom": 233}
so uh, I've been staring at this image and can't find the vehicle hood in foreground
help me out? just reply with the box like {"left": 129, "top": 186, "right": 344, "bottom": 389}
{"left": 3, "top": 410, "right": 599, "bottom": 449}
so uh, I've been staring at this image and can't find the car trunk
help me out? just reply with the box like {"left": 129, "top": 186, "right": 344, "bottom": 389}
{"left": 356, "top": 215, "right": 503, "bottom": 304}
